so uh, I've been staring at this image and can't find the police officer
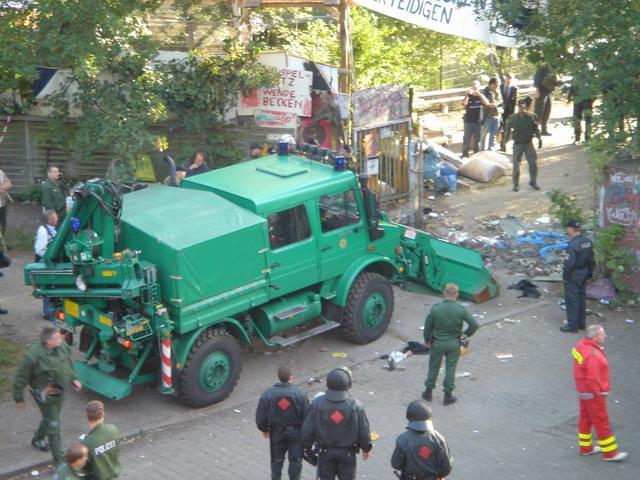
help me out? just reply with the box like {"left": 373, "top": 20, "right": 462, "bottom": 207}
{"left": 301, "top": 367, "right": 372, "bottom": 480}
{"left": 54, "top": 444, "right": 89, "bottom": 480}
{"left": 256, "top": 366, "right": 310, "bottom": 480}
{"left": 391, "top": 401, "right": 453, "bottom": 480}
{"left": 423, "top": 283, "right": 478, "bottom": 406}
{"left": 13, "top": 326, "right": 81, "bottom": 465}
{"left": 41, "top": 165, "right": 66, "bottom": 223}
{"left": 561, "top": 219, "right": 595, "bottom": 333}
{"left": 82, "top": 400, "right": 121, "bottom": 480}
{"left": 505, "top": 99, "right": 542, "bottom": 192}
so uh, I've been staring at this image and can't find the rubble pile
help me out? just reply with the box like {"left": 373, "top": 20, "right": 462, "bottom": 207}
{"left": 443, "top": 215, "right": 569, "bottom": 277}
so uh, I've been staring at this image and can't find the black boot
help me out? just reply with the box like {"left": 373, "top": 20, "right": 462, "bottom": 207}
{"left": 422, "top": 388, "right": 432, "bottom": 402}
{"left": 443, "top": 391, "right": 457, "bottom": 406}
{"left": 31, "top": 437, "right": 49, "bottom": 451}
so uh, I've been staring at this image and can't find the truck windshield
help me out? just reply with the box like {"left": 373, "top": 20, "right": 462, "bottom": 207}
{"left": 319, "top": 190, "right": 361, "bottom": 232}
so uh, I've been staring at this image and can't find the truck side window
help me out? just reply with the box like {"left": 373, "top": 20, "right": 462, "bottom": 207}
{"left": 267, "top": 205, "right": 311, "bottom": 250}
{"left": 319, "top": 190, "right": 361, "bottom": 232}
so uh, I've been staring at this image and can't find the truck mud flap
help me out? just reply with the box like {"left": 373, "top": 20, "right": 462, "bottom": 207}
{"left": 74, "top": 360, "right": 133, "bottom": 400}
{"left": 400, "top": 231, "right": 499, "bottom": 302}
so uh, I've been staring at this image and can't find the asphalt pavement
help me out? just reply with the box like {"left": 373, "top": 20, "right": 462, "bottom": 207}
{"left": 2, "top": 267, "right": 638, "bottom": 479}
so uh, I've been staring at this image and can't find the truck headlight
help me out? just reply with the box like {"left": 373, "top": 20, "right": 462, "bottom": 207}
{"left": 75, "top": 275, "right": 87, "bottom": 292}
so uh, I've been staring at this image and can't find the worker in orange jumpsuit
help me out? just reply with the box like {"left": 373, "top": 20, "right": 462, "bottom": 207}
{"left": 572, "top": 324, "right": 627, "bottom": 462}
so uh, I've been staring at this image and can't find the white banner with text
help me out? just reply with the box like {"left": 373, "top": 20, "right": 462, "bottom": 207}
{"left": 352, "top": 0, "right": 517, "bottom": 47}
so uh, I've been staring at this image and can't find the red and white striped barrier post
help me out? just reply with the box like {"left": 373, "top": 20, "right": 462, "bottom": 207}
{"left": 160, "top": 336, "right": 174, "bottom": 394}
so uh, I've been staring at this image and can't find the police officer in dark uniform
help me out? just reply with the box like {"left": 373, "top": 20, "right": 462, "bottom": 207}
{"left": 301, "top": 367, "right": 372, "bottom": 480}
{"left": 561, "top": 220, "right": 595, "bottom": 333}
{"left": 256, "top": 366, "right": 310, "bottom": 480}
{"left": 391, "top": 401, "right": 453, "bottom": 480}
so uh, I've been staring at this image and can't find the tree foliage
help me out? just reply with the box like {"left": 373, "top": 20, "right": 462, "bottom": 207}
{"left": 485, "top": 0, "right": 640, "bottom": 158}
{"left": 0, "top": 0, "right": 277, "bottom": 168}
{"left": 252, "top": 7, "right": 499, "bottom": 91}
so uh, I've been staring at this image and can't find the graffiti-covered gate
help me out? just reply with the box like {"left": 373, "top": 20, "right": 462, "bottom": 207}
{"left": 351, "top": 85, "right": 411, "bottom": 203}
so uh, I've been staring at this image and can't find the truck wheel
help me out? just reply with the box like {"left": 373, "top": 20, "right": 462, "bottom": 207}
{"left": 177, "top": 330, "right": 242, "bottom": 408}
{"left": 341, "top": 272, "right": 394, "bottom": 344}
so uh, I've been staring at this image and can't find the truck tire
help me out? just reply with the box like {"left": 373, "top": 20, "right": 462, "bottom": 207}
{"left": 177, "top": 329, "right": 242, "bottom": 408}
{"left": 341, "top": 272, "right": 394, "bottom": 344}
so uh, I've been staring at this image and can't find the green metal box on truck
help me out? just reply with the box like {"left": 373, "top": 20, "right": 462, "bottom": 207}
{"left": 120, "top": 185, "right": 270, "bottom": 332}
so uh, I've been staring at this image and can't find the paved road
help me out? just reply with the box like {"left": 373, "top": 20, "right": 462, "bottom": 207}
{"left": 5, "top": 278, "right": 638, "bottom": 479}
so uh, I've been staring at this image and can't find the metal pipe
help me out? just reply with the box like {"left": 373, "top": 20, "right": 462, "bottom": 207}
{"left": 127, "top": 340, "right": 154, "bottom": 384}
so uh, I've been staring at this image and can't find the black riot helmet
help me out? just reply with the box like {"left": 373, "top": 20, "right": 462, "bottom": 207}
{"left": 406, "top": 400, "right": 432, "bottom": 432}
{"left": 325, "top": 367, "right": 352, "bottom": 401}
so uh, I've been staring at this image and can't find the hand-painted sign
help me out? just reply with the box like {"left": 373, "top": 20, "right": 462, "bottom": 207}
{"left": 260, "top": 68, "right": 313, "bottom": 117}
{"left": 352, "top": 85, "right": 409, "bottom": 128}
{"left": 254, "top": 110, "right": 298, "bottom": 128}
{"left": 352, "top": 0, "right": 517, "bottom": 47}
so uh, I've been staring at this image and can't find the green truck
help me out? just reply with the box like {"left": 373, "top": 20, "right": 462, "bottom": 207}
{"left": 25, "top": 152, "right": 498, "bottom": 407}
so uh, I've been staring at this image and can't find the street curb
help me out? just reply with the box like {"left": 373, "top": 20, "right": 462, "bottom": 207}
{"left": 0, "top": 298, "right": 555, "bottom": 479}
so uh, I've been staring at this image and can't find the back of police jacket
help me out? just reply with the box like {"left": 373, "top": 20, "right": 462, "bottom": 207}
{"left": 256, "top": 383, "right": 310, "bottom": 432}
{"left": 391, "top": 429, "right": 452, "bottom": 479}
{"left": 563, "top": 234, "right": 595, "bottom": 282}
{"left": 301, "top": 394, "right": 372, "bottom": 452}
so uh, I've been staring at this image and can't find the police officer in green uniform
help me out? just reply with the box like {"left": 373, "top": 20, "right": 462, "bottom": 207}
{"left": 13, "top": 327, "right": 81, "bottom": 465}
{"left": 505, "top": 99, "right": 542, "bottom": 192}
{"left": 422, "top": 283, "right": 478, "bottom": 406}
{"left": 82, "top": 400, "right": 121, "bottom": 480}
{"left": 41, "top": 165, "right": 66, "bottom": 222}
{"left": 54, "top": 444, "right": 89, "bottom": 480}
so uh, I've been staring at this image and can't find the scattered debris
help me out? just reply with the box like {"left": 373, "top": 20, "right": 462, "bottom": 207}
{"left": 455, "top": 371, "right": 472, "bottom": 378}
{"left": 503, "top": 318, "right": 521, "bottom": 324}
{"left": 370, "top": 432, "right": 381, "bottom": 441}
{"left": 625, "top": 319, "right": 635, "bottom": 324}
{"left": 536, "top": 214, "right": 551, "bottom": 224}
{"left": 600, "top": 299, "right": 611, "bottom": 305}
{"left": 31, "top": 472, "right": 39, "bottom": 477}
{"left": 318, "top": 347, "right": 328, "bottom": 352}
{"left": 331, "top": 352, "right": 347, "bottom": 358}
{"left": 508, "top": 279, "right": 542, "bottom": 299}
{"left": 233, "top": 409, "right": 242, "bottom": 413}
{"left": 495, "top": 352, "right": 514, "bottom": 360}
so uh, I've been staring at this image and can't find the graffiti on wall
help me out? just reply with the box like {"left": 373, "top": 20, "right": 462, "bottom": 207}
{"left": 603, "top": 167, "right": 640, "bottom": 291}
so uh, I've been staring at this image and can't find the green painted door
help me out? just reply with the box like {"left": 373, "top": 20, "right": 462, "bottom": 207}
{"left": 265, "top": 203, "right": 319, "bottom": 297}
{"left": 317, "top": 188, "right": 368, "bottom": 280}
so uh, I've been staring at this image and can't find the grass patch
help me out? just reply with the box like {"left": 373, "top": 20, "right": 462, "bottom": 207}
{"left": 0, "top": 338, "right": 25, "bottom": 398}
{"left": 5, "top": 227, "right": 34, "bottom": 252}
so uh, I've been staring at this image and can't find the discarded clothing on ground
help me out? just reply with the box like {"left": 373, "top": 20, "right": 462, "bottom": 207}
{"left": 586, "top": 278, "right": 616, "bottom": 301}
{"left": 402, "top": 341, "right": 431, "bottom": 354}
{"left": 508, "top": 279, "right": 541, "bottom": 298}
{"left": 379, "top": 341, "right": 430, "bottom": 371}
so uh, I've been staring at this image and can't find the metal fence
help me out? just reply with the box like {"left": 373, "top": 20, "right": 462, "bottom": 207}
{"left": 353, "top": 118, "right": 411, "bottom": 203}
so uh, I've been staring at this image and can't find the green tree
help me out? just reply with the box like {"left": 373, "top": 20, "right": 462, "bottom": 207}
{"left": 0, "top": 0, "right": 277, "bottom": 169}
{"left": 251, "top": 6, "right": 500, "bottom": 91}
{"left": 155, "top": 40, "right": 279, "bottom": 166}
{"left": 484, "top": 0, "right": 640, "bottom": 157}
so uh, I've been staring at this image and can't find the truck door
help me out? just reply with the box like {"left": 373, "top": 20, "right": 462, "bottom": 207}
{"left": 265, "top": 203, "right": 319, "bottom": 297}
{"left": 317, "top": 188, "right": 367, "bottom": 280}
